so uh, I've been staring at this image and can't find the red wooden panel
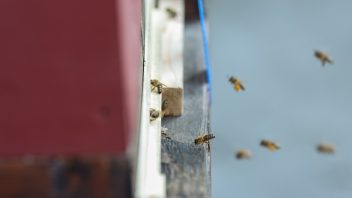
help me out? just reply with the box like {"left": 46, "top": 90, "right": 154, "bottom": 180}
{"left": 115, "top": 0, "right": 142, "bottom": 147}
{"left": 0, "top": 0, "right": 141, "bottom": 155}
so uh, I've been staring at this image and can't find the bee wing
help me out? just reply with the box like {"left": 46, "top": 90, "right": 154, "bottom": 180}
{"left": 234, "top": 84, "right": 245, "bottom": 91}
{"left": 267, "top": 146, "right": 276, "bottom": 151}
{"left": 239, "top": 83, "right": 245, "bottom": 91}
{"left": 326, "top": 58, "right": 334, "bottom": 64}
{"left": 267, "top": 143, "right": 279, "bottom": 151}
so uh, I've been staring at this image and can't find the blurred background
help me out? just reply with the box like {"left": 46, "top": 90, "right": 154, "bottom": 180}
{"left": 208, "top": 0, "right": 352, "bottom": 198}
{"left": 0, "top": 1, "right": 139, "bottom": 197}
{"left": 2, "top": 0, "right": 352, "bottom": 197}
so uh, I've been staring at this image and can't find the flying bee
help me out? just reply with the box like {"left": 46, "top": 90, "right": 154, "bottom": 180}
{"left": 151, "top": 79, "right": 166, "bottom": 94}
{"left": 235, "top": 149, "right": 252, "bottom": 160}
{"left": 260, "top": 139, "right": 280, "bottom": 151}
{"left": 149, "top": 108, "right": 160, "bottom": 122}
{"left": 194, "top": 134, "right": 215, "bottom": 145}
{"left": 314, "top": 50, "right": 334, "bottom": 66}
{"left": 317, "top": 143, "right": 335, "bottom": 154}
{"left": 165, "top": 8, "right": 177, "bottom": 18}
{"left": 228, "top": 76, "right": 245, "bottom": 92}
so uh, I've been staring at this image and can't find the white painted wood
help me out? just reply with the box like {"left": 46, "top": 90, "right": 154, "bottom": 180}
{"left": 159, "top": 0, "right": 184, "bottom": 88}
{"left": 135, "top": 1, "right": 166, "bottom": 198}
{"left": 159, "top": 0, "right": 184, "bottom": 116}
{"left": 135, "top": 0, "right": 184, "bottom": 197}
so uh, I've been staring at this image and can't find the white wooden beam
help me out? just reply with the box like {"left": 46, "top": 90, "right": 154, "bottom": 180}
{"left": 135, "top": 1, "right": 166, "bottom": 198}
{"left": 135, "top": 0, "right": 184, "bottom": 197}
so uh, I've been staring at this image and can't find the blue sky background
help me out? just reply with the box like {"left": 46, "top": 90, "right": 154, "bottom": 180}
{"left": 208, "top": 1, "right": 352, "bottom": 197}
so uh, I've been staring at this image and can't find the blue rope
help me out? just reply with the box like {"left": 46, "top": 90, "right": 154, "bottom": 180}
{"left": 197, "top": 0, "right": 212, "bottom": 103}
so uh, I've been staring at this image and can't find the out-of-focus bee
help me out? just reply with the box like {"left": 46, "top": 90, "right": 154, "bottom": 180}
{"left": 161, "top": 127, "right": 168, "bottom": 133}
{"left": 317, "top": 143, "right": 335, "bottom": 154}
{"left": 235, "top": 149, "right": 252, "bottom": 160}
{"left": 260, "top": 139, "right": 280, "bottom": 151}
{"left": 161, "top": 131, "right": 171, "bottom": 140}
{"left": 166, "top": 8, "right": 177, "bottom": 18}
{"left": 150, "top": 108, "right": 160, "bottom": 122}
{"left": 194, "top": 134, "right": 215, "bottom": 145}
{"left": 228, "top": 76, "right": 245, "bottom": 92}
{"left": 151, "top": 79, "right": 166, "bottom": 94}
{"left": 161, "top": 127, "right": 170, "bottom": 139}
{"left": 314, "top": 50, "right": 334, "bottom": 66}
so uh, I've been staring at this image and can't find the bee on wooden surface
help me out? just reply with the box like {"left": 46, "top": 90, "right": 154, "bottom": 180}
{"left": 151, "top": 79, "right": 166, "bottom": 94}
{"left": 317, "top": 143, "right": 335, "bottom": 154}
{"left": 194, "top": 134, "right": 215, "bottom": 145}
{"left": 260, "top": 139, "right": 280, "bottom": 151}
{"left": 161, "top": 131, "right": 171, "bottom": 140}
{"left": 165, "top": 8, "right": 177, "bottom": 18}
{"left": 235, "top": 149, "right": 252, "bottom": 160}
{"left": 314, "top": 50, "right": 334, "bottom": 66}
{"left": 161, "top": 127, "right": 168, "bottom": 133}
{"left": 228, "top": 76, "right": 245, "bottom": 92}
{"left": 149, "top": 108, "right": 160, "bottom": 122}
{"left": 161, "top": 127, "right": 171, "bottom": 139}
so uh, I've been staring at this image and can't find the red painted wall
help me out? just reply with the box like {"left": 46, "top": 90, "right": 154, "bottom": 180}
{"left": 0, "top": 0, "right": 141, "bottom": 155}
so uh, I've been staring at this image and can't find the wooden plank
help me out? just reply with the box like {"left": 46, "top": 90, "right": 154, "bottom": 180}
{"left": 136, "top": 0, "right": 187, "bottom": 197}
{"left": 162, "top": 88, "right": 183, "bottom": 116}
{"left": 0, "top": 0, "right": 133, "bottom": 155}
{"left": 159, "top": 0, "right": 184, "bottom": 88}
{"left": 158, "top": 0, "right": 185, "bottom": 116}
{"left": 135, "top": 0, "right": 166, "bottom": 197}
{"left": 0, "top": 156, "right": 132, "bottom": 198}
{"left": 161, "top": 22, "right": 212, "bottom": 197}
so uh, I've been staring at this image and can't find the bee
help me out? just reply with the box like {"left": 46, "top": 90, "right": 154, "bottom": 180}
{"left": 161, "top": 127, "right": 168, "bottom": 133}
{"left": 194, "top": 134, "right": 215, "bottom": 145}
{"left": 165, "top": 8, "right": 177, "bottom": 18}
{"left": 314, "top": 50, "right": 334, "bottom": 66}
{"left": 161, "top": 127, "right": 170, "bottom": 139}
{"left": 151, "top": 79, "right": 166, "bottom": 94}
{"left": 161, "top": 131, "right": 171, "bottom": 139}
{"left": 149, "top": 108, "right": 160, "bottom": 121}
{"left": 228, "top": 76, "right": 245, "bottom": 91}
{"left": 235, "top": 149, "right": 252, "bottom": 160}
{"left": 260, "top": 139, "right": 280, "bottom": 151}
{"left": 317, "top": 143, "right": 335, "bottom": 154}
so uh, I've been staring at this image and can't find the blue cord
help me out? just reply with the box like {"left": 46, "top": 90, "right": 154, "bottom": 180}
{"left": 197, "top": 0, "right": 212, "bottom": 103}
